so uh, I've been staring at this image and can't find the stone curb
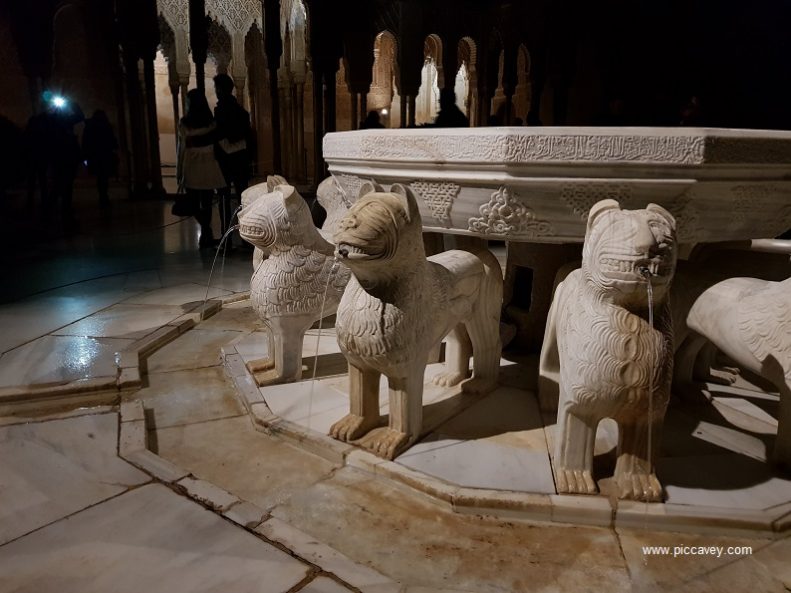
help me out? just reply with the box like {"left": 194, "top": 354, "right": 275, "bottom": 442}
{"left": 222, "top": 341, "right": 790, "bottom": 537}
{"left": 255, "top": 517, "right": 401, "bottom": 592}
{"left": 222, "top": 343, "right": 354, "bottom": 465}
{"left": 115, "top": 398, "right": 399, "bottom": 590}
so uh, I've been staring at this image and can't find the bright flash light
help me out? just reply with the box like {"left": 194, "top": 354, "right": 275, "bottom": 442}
{"left": 52, "top": 96, "right": 67, "bottom": 108}
{"left": 380, "top": 108, "right": 388, "bottom": 115}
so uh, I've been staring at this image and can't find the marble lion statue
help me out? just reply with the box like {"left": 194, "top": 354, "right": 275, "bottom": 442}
{"left": 315, "top": 175, "right": 353, "bottom": 237}
{"left": 240, "top": 175, "right": 288, "bottom": 269}
{"left": 238, "top": 184, "right": 350, "bottom": 386}
{"left": 540, "top": 199, "right": 677, "bottom": 501}
{"left": 329, "top": 183, "right": 503, "bottom": 460}
{"left": 682, "top": 276, "right": 791, "bottom": 467}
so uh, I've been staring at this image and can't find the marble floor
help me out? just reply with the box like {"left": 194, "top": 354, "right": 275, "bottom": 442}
{"left": 1, "top": 187, "right": 790, "bottom": 592}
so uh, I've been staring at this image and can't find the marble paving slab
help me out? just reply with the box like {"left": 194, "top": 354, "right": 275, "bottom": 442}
{"left": 261, "top": 362, "right": 466, "bottom": 435}
{"left": 159, "top": 267, "right": 252, "bottom": 294}
{"left": 397, "top": 387, "right": 556, "bottom": 493}
{"left": 120, "top": 270, "right": 163, "bottom": 293}
{"left": 130, "top": 366, "right": 245, "bottom": 430}
{"left": 123, "top": 282, "right": 233, "bottom": 307}
{"left": 147, "top": 328, "right": 242, "bottom": 373}
{"left": 0, "top": 277, "right": 144, "bottom": 354}
{"left": 54, "top": 303, "right": 190, "bottom": 340}
{"left": 0, "top": 412, "right": 149, "bottom": 545}
{"left": 0, "top": 483, "right": 310, "bottom": 593}
{"left": 300, "top": 576, "right": 353, "bottom": 593}
{"left": 196, "top": 300, "right": 263, "bottom": 332}
{"left": 0, "top": 335, "right": 132, "bottom": 388}
{"left": 660, "top": 453, "right": 791, "bottom": 510}
{"left": 233, "top": 329, "right": 342, "bottom": 363}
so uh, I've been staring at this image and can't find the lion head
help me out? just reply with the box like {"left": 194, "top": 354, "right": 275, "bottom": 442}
{"left": 334, "top": 182, "right": 423, "bottom": 269}
{"left": 582, "top": 199, "right": 677, "bottom": 305}
{"left": 239, "top": 184, "right": 313, "bottom": 250}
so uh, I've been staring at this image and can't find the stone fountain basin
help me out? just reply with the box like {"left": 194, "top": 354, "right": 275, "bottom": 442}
{"left": 323, "top": 127, "right": 791, "bottom": 245}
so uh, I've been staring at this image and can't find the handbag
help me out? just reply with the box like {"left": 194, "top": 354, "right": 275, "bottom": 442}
{"left": 171, "top": 192, "right": 197, "bottom": 217}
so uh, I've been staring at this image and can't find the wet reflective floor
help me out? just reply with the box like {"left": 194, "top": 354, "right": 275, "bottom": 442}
{"left": 0, "top": 183, "right": 252, "bottom": 383}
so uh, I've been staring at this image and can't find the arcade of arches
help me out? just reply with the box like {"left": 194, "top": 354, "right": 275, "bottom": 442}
{"left": 2, "top": 0, "right": 791, "bottom": 196}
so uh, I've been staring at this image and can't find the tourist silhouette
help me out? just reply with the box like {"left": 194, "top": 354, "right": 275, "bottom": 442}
{"left": 46, "top": 96, "right": 84, "bottom": 231}
{"left": 23, "top": 111, "right": 50, "bottom": 209}
{"left": 431, "top": 89, "right": 469, "bottom": 128}
{"left": 82, "top": 110, "right": 118, "bottom": 207}
{"left": 213, "top": 73, "right": 252, "bottom": 239}
{"left": 360, "top": 110, "right": 385, "bottom": 129}
{"left": 177, "top": 89, "right": 226, "bottom": 248}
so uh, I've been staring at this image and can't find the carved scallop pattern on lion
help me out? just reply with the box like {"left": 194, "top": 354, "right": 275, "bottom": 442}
{"left": 410, "top": 181, "right": 461, "bottom": 228}
{"left": 560, "top": 183, "right": 633, "bottom": 220}
{"left": 468, "top": 187, "right": 554, "bottom": 238}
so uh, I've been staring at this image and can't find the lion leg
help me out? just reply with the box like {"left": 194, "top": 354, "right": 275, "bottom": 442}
{"left": 694, "top": 342, "right": 739, "bottom": 386}
{"left": 672, "top": 332, "right": 711, "bottom": 403}
{"left": 554, "top": 405, "right": 598, "bottom": 495}
{"left": 773, "top": 382, "right": 791, "bottom": 470}
{"left": 614, "top": 416, "right": 663, "bottom": 502}
{"left": 432, "top": 325, "right": 472, "bottom": 387}
{"left": 359, "top": 367, "right": 424, "bottom": 460}
{"left": 252, "top": 315, "right": 312, "bottom": 386}
{"left": 329, "top": 362, "right": 381, "bottom": 442}
{"left": 246, "top": 330, "right": 275, "bottom": 371}
{"left": 463, "top": 313, "right": 501, "bottom": 395}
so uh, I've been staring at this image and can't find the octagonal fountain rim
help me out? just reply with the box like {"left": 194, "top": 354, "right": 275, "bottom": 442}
{"left": 323, "top": 126, "right": 791, "bottom": 170}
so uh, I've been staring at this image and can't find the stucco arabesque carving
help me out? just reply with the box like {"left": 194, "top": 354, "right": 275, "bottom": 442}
{"left": 410, "top": 181, "right": 461, "bottom": 228}
{"left": 331, "top": 173, "right": 373, "bottom": 208}
{"left": 205, "top": 0, "right": 262, "bottom": 34}
{"left": 468, "top": 187, "right": 553, "bottom": 239}
{"left": 560, "top": 183, "right": 633, "bottom": 220}
{"left": 326, "top": 133, "right": 711, "bottom": 165}
{"left": 731, "top": 184, "right": 791, "bottom": 231}
{"left": 158, "top": 0, "right": 189, "bottom": 29}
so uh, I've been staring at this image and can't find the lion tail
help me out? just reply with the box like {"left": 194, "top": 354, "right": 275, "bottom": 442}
{"left": 471, "top": 248, "right": 504, "bottom": 347}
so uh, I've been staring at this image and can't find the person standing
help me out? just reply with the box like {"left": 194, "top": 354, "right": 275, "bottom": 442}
{"left": 177, "top": 89, "right": 227, "bottom": 249}
{"left": 212, "top": 74, "right": 252, "bottom": 238}
{"left": 23, "top": 111, "right": 50, "bottom": 209}
{"left": 82, "top": 110, "right": 118, "bottom": 207}
{"left": 47, "top": 97, "right": 84, "bottom": 231}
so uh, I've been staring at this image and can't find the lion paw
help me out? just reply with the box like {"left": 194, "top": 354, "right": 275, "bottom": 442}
{"left": 555, "top": 467, "right": 598, "bottom": 495}
{"left": 358, "top": 427, "right": 411, "bottom": 460}
{"left": 246, "top": 357, "right": 275, "bottom": 374}
{"left": 432, "top": 370, "right": 469, "bottom": 388}
{"left": 616, "top": 472, "right": 663, "bottom": 502}
{"left": 707, "top": 366, "right": 741, "bottom": 386}
{"left": 329, "top": 414, "right": 377, "bottom": 442}
{"left": 252, "top": 368, "right": 295, "bottom": 387}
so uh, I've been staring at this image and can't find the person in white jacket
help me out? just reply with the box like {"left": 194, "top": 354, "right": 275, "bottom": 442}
{"left": 177, "top": 89, "right": 227, "bottom": 248}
